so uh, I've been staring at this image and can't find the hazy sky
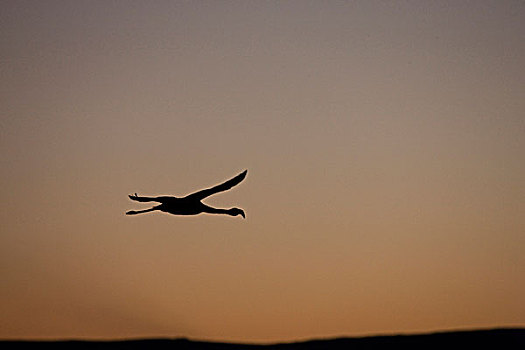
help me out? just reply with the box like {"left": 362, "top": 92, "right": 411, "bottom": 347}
{"left": 1, "top": 0, "right": 524, "bottom": 343}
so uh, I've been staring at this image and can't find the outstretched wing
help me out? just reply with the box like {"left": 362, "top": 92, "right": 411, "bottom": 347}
{"left": 185, "top": 170, "right": 247, "bottom": 200}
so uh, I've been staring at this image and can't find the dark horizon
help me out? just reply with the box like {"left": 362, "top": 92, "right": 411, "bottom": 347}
{"left": 3, "top": 328, "right": 525, "bottom": 348}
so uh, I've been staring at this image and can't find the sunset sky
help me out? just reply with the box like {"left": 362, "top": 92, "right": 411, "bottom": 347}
{"left": 1, "top": 0, "right": 524, "bottom": 343}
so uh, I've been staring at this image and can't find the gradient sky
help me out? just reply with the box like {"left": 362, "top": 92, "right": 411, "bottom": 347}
{"left": 1, "top": 0, "right": 524, "bottom": 343}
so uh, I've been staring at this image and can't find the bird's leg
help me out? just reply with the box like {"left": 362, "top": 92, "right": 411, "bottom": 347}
{"left": 129, "top": 193, "right": 162, "bottom": 202}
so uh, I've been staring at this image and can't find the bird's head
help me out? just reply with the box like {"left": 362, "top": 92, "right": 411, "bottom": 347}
{"left": 229, "top": 208, "right": 245, "bottom": 219}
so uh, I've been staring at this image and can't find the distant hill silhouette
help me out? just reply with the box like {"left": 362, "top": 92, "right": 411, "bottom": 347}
{"left": 2, "top": 328, "right": 524, "bottom": 349}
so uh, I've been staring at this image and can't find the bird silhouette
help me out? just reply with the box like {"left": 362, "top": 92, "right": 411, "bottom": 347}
{"left": 126, "top": 170, "right": 247, "bottom": 218}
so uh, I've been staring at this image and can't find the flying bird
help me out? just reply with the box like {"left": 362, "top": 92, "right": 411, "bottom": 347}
{"left": 126, "top": 170, "right": 247, "bottom": 218}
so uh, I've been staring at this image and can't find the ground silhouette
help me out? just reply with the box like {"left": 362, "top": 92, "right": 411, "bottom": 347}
{"left": 126, "top": 170, "right": 247, "bottom": 218}
{"left": 2, "top": 328, "right": 524, "bottom": 349}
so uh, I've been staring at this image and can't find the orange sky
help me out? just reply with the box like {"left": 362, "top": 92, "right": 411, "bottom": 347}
{"left": 1, "top": 0, "right": 524, "bottom": 343}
